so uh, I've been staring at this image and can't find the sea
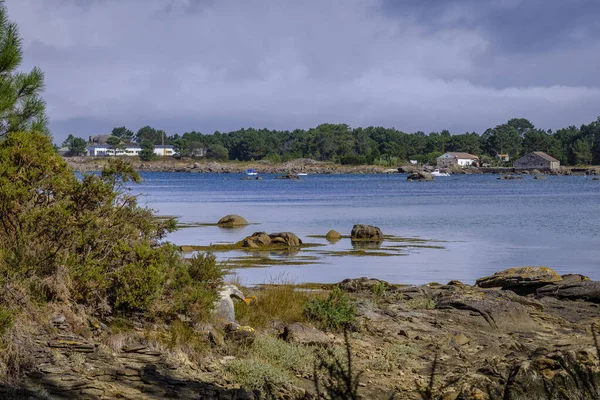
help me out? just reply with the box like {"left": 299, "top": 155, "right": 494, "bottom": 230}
{"left": 130, "top": 172, "right": 600, "bottom": 286}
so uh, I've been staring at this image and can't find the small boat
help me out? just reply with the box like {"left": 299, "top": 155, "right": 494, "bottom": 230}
{"left": 431, "top": 169, "right": 450, "bottom": 177}
{"left": 296, "top": 172, "right": 308, "bottom": 176}
{"left": 245, "top": 169, "right": 258, "bottom": 176}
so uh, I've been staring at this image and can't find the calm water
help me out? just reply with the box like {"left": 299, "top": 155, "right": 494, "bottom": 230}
{"left": 130, "top": 173, "right": 600, "bottom": 285}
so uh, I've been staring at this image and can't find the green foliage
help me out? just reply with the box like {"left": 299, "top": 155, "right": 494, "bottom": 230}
{"left": 139, "top": 139, "right": 156, "bottom": 161}
{"left": 111, "top": 126, "right": 134, "bottom": 142}
{"left": 0, "top": 3, "right": 48, "bottom": 137}
{"left": 135, "top": 125, "right": 166, "bottom": 145}
{"left": 0, "top": 131, "right": 222, "bottom": 320}
{"left": 225, "top": 358, "right": 291, "bottom": 393}
{"left": 206, "top": 143, "right": 228, "bottom": 160}
{"left": 165, "top": 253, "right": 224, "bottom": 321}
{"left": 108, "top": 115, "right": 600, "bottom": 166}
{"left": 305, "top": 287, "right": 356, "bottom": 331}
{"left": 62, "top": 134, "right": 87, "bottom": 156}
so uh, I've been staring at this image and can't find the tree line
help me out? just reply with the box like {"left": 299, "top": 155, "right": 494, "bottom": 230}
{"left": 64, "top": 118, "right": 600, "bottom": 167}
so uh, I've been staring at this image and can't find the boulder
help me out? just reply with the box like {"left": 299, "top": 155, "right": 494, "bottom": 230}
{"left": 275, "top": 174, "right": 300, "bottom": 180}
{"left": 280, "top": 323, "right": 332, "bottom": 346}
{"left": 240, "top": 231, "right": 302, "bottom": 248}
{"left": 325, "top": 230, "right": 342, "bottom": 241}
{"left": 338, "top": 277, "right": 391, "bottom": 293}
{"left": 533, "top": 175, "right": 547, "bottom": 180}
{"left": 536, "top": 281, "right": 600, "bottom": 303}
{"left": 476, "top": 267, "right": 562, "bottom": 289}
{"left": 241, "top": 232, "right": 272, "bottom": 248}
{"left": 214, "top": 285, "right": 246, "bottom": 324}
{"left": 217, "top": 214, "right": 249, "bottom": 227}
{"left": 350, "top": 224, "right": 383, "bottom": 241}
{"left": 407, "top": 172, "right": 433, "bottom": 181}
{"left": 225, "top": 323, "right": 256, "bottom": 345}
{"left": 269, "top": 232, "right": 302, "bottom": 247}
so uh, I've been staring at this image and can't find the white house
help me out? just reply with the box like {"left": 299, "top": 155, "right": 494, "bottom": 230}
{"left": 86, "top": 144, "right": 175, "bottom": 157}
{"left": 437, "top": 152, "right": 479, "bottom": 167}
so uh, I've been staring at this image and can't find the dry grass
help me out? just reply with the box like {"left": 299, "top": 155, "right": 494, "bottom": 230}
{"left": 235, "top": 283, "right": 323, "bottom": 328}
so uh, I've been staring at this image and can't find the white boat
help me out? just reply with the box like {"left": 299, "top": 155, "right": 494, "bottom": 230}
{"left": 296, "top": 172, "right": 308, "bottom": 176}
{"left": 431, "top": 169, "right": 450, "bottom": 177}
{"left": 245, "top": 169, "right": 258, "bottom": 176}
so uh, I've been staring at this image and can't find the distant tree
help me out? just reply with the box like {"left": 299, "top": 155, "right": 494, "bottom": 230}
{"left": 106, "top": 135, "right": 123, "bottom": 155}
{"left": 139, "top": 140, "right": 156, "bottom": 161}
{"left": 0, "top": 3, "right": 48, "bottom": 137}
{"left": 572, "top": 138, "right": 593, "bottom": 165}
{"left": 136, "top": 126, "right": 165, "bottom": 145}
{"left": 206, "top": 144, "right": 228, "bottom": 160}
{"left": 172, "top": 137, "right": 189, "bottom": 158}
{"left": 69, "top": 137, "right": 87, "bottom": 156}
{"left": 111, "top": 126, "right": 134, "bottom": 142}
{"left": 61, "top": 134, "right": 75, "bottom": 147}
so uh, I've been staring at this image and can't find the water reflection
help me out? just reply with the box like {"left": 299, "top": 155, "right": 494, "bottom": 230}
{"left": 351, "top": 240, "right": 383, "bottom": 250}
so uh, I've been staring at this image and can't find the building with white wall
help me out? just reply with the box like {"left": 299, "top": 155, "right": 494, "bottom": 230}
{"left": 86, "top": 144, "right": 175, "bottom": 157}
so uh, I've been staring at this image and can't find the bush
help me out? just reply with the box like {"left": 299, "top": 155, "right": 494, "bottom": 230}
{"left": 304, "top": 287, "right": 356, "bottom": 331}
{"left": 0, "top": 132, "right": 222, "bottom": 322}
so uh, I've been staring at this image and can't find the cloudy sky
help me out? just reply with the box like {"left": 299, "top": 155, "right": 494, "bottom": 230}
{"left": 6, "top": 0, "right": 600, "bottom": 142}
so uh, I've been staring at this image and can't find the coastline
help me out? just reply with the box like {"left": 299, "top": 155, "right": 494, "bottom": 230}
{"left": 65, "top": 156, "right": 600, "bottom": 175}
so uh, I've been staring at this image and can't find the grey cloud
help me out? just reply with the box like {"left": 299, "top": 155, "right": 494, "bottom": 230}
{"left": 5, "top": 0, "right": 600, "bottom": 142}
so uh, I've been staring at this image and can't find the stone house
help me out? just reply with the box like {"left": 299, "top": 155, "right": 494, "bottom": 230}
{"left": 514, "top": 152, "right": 560, "bottom": 170}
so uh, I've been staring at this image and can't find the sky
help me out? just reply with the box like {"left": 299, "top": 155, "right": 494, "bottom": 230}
{"left": 5, "top": 0, "right": 600, "bottom": 143}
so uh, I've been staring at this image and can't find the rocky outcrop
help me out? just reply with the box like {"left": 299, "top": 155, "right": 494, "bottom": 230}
{"left": 537, "top": 281, "right": 600, "bottom": 303}
{"left": 217, "top": 214, "right": 249, "bottom": 227}
{"left": 350, "top": 224, "right": 383, "bottom": 241}
{"left": 407, "top": 172, "right": 433, "bottom": 181}
{"left": 437, "top": 289, "right": 539, "bottom": 333}
{"left": 498, "top": 174, "right": 524, "bottom": 180}
{"left": 476, "top": 267, "right": 562, "bottom": 290}
{"left": 280, "top": 323, "right": 332, "bottom": 346}
{"left": 240, "top": 231, "right": 302, "bottom": 248}
{"left": 338, "top": 277, "right": 391, "bottom": 293}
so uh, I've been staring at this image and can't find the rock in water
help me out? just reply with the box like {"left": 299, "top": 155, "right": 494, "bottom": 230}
{"left": 241, "top": 231, "right": 302, "bottom": 247}
{"left": 350, "top": 224, "right": 383, "bottom": 241}
{"left": 215, "top": 285, "right": 246, "bottom": 324}
{"left": 407, "top": 172, "right": 433, "bottom": 181}
{"left": 476, "top": 267, "right": 562, "bottom": 289}
{"left": 275, "top": 174, "right": 300, "bottom": 180}
{"left": 325, "top": 230, "right": 342, "bottom": 241}
{"left": 241, "top": 231, "right": 272, "bottom": 248}
{"left": 269, "top": 232, "right": 302, "bottom": 246}
{"left": 217, "top": 214, "right": 248, "bottom": 227}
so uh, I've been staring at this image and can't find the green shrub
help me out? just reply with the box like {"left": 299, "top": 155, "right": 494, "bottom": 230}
{"left": 225, "top": 358, "right": 291, "bottom": 392}
{"left": 305, "top": 287, "right": 356, "bottom": 331}
{"left": 0, "top": 131, "right": 222, "bottom": 322}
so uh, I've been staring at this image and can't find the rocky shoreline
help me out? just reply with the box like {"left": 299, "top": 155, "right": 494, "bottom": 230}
{"left": 4, "top": 266, "right": 600, "bottom": 399}
{"left": 64, "top": 157, "right": 600, "bottom": 176}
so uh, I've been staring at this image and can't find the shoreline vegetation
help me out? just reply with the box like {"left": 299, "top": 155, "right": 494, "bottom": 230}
{"left": 65, "top": 156, "right": 600, "bottom": 176}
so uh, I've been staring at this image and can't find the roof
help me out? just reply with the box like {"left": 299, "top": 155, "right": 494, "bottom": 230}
{"left": 445, "top": 152, "right": 479, "bottom": 159}
{"left": 532, "top": 151, "right": 559, "bottom": 162}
